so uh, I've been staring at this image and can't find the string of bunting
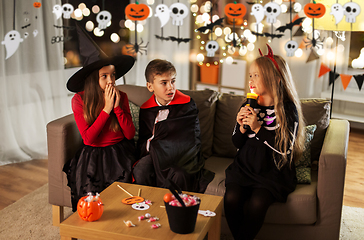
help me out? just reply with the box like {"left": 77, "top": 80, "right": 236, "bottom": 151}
{"left": 318, "top": 63, "right": 364, "bottom": 91}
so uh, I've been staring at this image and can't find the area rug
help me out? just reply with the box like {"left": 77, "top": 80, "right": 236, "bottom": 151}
{"left": 0, "top": 184, "right": 363, "bottom": 240}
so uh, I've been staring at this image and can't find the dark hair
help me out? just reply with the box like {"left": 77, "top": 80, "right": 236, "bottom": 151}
{"left": 145, "top": 59, "right": 176, "bottom": 83}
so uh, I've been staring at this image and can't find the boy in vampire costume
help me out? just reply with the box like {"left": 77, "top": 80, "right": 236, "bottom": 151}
{"left": 133, "top": 59, "right": 214, "bottom": 193}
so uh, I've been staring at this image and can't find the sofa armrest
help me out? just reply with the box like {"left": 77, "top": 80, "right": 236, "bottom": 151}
{"left": 47, "top": 114, "right": 82, "bottom": 206}
{"left": 316, "top": 119, "right": 349, "bottom": 229}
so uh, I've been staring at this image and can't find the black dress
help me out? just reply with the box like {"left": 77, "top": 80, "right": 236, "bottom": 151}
{"left": 225, "top": 101, "right": 298, "bottom": 202}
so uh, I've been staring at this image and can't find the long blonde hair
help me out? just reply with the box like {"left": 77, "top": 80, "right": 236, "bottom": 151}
{"left": 82, "top": 69, "right": 120, "bottom": 132}
{"left": 254, "top": 55, "right": 305, "bottom": 169}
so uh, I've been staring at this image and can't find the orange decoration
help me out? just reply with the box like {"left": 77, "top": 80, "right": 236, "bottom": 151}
{"left": 340, "top": 74, "right": 352, "bottom": 90}
{"left": 224, "top": 3, "right": 246, "bottom": 19}
{"left": 77, "top": 196, "right": 104, "bottom": 222}
{"left": 318, "top": 63, "right": 331, "bottom": 78}
{"left": 122, "top": 44, "right": 137, "bottom": 58}
{"left": 304, "top": 2, "right": 326, "bottom": 19}
{"left": 164, "top": 193, "right": 174, "bottom": 203}
{"left": 33, "top": 2, "right": 41, "bottom": 8}
{"left": 121, "top": 196, "right": 144, "bottom": 205}
{"left": 125, "top": 3, "right": 150, "bottom": 21}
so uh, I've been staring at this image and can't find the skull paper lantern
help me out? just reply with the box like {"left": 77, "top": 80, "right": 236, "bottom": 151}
{"left": 285, "top": 40, "right": 298, "bottom": 57}
{"left": 343, "top": 2, "right": 361, "bottom": 23}
{"left": 62, "top": 3, "right": 74, "bottom": 19}
{"left": 169, "top": 3, "right": 189, "bottom": 26}
{"left": 96, "top": 11, "right": 112, "bottom": 30}
{"left": 206, "top": 40, "right": 219, "bottom": 57}
{"left": 264, "top": 2, "right": 281, "bottom": 23}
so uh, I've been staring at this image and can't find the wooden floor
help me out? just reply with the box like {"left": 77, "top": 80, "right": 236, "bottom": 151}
{"left": 0, "top": 127, "right": 363, "bottom": 211}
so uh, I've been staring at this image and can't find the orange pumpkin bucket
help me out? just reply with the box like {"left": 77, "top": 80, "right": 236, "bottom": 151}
{"left": 199, "top": 63, "right": 219, "bottom": 84}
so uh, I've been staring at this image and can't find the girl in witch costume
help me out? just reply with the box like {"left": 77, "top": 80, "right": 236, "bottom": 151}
{"left": 224, "top": 45, "right": 305, "bottom": 240}
{"left": 63, "top": 55, "right": 136, "bottom": 211}
{"left": 133, "top": 59, "right": 214, "bottom": 193}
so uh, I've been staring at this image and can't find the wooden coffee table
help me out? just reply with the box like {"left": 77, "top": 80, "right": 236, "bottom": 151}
{"left": 60, "top": 182, "right": 223, "bottom": 240}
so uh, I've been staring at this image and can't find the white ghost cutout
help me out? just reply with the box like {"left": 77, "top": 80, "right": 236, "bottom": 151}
{"left": 24, "top": 32, "right": 29, "bottom": 39}
{"left": 206, "top": 40, "right": 219, "bottom": 57}
{"left": 343, "top": 2, "right": 361, "bottom": 23}
{"left": 53, "top": 5, "right": 62, "bottom": 20}
{"left": 169, "top": 3, "right": 189, "bottom": 26}
{"left": 264, "top": 2, "right": 281, "bottom": 24}
{"left": 2, "top": 30, "right": 23, "bottom": 59}
{"left": 33, "top": 29, "right": 38, "bottom": 37}
{"left": 155, "top": 4, "right": 170, "bottom": 28}
{"left": 285, "top": 40, "right": 298, "bottom": 57}
{"left": 330, "top": 3, "right": 344, "bottom": 25}
{"left": 62, "top": 3, "right": 74, "bottom": 19}
{"left": 96, "top": 10, "right": 112, "bottom": 30}
{"left": 131, "top": 202, "right": 150, "bottom": 211}
{"left": 251, "top": 4, "right": 265, "bottom": 25}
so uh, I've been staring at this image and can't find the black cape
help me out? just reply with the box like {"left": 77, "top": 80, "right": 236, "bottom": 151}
{"left": 135, "top": 90, "right": 214, "bottom": 192}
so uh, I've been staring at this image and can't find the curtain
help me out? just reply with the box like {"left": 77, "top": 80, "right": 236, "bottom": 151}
{"left": 124, "top": 0, "right": 191, "bottom": 90}
{"left": 0, "top": 0, "right": 71, "bottom": 165}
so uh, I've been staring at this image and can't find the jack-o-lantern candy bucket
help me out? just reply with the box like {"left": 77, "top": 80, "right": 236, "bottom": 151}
{"left": 77, "top": 193, "right": 104, "bottom": 222}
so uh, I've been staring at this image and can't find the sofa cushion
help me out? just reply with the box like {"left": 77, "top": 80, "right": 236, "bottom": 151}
{"left": 128, "top": 101, "right": 140, "bottom": 142}
{"left": 300, "top": 99, "right": 330, "bottom": 163}
{"left": 213, "top": 93, "right": 244, "bottom": 157}
{"left": 295, "top": 124, "right": 317, "bottom": 184}
{"left": 117, "top": 84, "right": 152, "bottom": 106}
{"left": 181, "top": 89, "right": 219, "bottom": 159}
{"left": 264, "top": 172, "right": 318, "bottom": 225}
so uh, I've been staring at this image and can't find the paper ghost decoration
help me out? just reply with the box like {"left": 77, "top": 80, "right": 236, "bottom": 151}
{"left": 53, "top": 5, "right": 63, "bottom": 20}
{"left": 169, "top": 3, "right": 189, "bottom": 26}
{"left": 330, "top": 3, "right": 344, "bottom": 25}
{"left": 343, "top": 2, "right": 361, "bottom": 23}
{"left": 62, "top": 3, "right": 74, "bottom": 19}
{"left": 264, "top": 2, "right": 281, "bottom": 24}
{"left": 33, "top": 29, "right": 38, "bottom": 37}
{"left": 96, "top": 10, "right": 112, "bottom": 30}
{"left": 155, "top": 4, "right": 170, "bottom": 28}
{"left": 251, "top": 4, "right": 265, "bottom": 25}
{"left": 2, "top": 30, "right": 23, "bottom": 59}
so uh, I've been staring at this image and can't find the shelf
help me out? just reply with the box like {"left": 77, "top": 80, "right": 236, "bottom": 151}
{"left": 320, "top": 91, "right": 364, "bottom": 104}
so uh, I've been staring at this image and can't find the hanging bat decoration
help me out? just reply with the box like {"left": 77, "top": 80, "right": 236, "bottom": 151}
{"left": 276, "top": 17, "right": 305, "bottom": 33}
{"left": 168, "top": 36, "right": 192, "bottom": 44}
{"left": 197, "top": 17, "right": 224, "bottom": 33}
{"left": 251, "top": 31, "right": 284, "bottom": 39}
{"left": 155, "top": 35, "right": 171, "bottom": 41}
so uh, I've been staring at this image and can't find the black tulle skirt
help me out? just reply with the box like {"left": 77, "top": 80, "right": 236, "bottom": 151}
{"left": 63, "top": 139, "right": 136, "bottom": 211}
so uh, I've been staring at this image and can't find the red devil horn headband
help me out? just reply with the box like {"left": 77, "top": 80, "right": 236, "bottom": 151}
{"left": 259, "top": 44, "right": 281, "bottom": 75}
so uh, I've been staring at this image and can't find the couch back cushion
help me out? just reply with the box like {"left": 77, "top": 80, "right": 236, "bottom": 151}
{"left": 117, "top": 85, "right": 219, "bottom": 159}
{"left": 300, "top": 98, "right": 331, "bottom": 162}
{"left": 213, "top": 93, "right": 245, "bottom": 157}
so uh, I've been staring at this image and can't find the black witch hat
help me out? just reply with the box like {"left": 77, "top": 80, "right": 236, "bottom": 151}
{"left": 66, "top": 23, "right": 135, "bottom": 93}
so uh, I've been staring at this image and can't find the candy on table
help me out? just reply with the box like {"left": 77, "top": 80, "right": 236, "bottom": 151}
{"left": 138, "top": 213, "right": 152, "bottom": 221}
{"left": 151, "top": 223, "right": 161, "bottom": 229}
{"left": 147, "top": 217, "right": 159, "bottom": 222}
{"left": 145, "top": 199, "right": 152, "bottom": 205}
{"left": 124, "top": 220, "right": 136, "bottom": 227}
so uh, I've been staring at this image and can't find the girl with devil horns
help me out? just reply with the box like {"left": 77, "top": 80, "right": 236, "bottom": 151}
{"left": 224, "top": 45, "right": 305, "bottom": 239}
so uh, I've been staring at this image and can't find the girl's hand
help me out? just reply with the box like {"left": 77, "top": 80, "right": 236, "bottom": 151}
{"left": 103, "top": 83, "right": 115, "bottom": 114}
{"left": 242, "top": 106, "right": 261, "bottom": 133}
{"left": 114, "top": 88, "right": 120, "bottom": 108}
{"left": 236, "top": 106, "right": 251, "bottom": 134}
